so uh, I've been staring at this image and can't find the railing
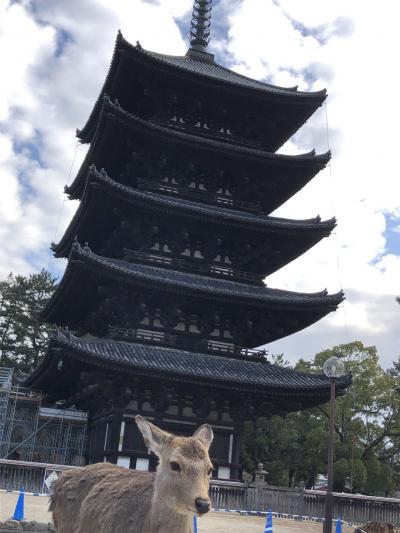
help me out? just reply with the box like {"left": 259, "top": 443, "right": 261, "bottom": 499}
{"left": 150, "top": 116, "right": 264, "bottom": 151}
{"left": 108, "top": 326, "right": 268, "bottom": 362}
{"left": 209, "top": 482, "right": 400, "bottom": 527}
{"left": 0, "top": 459, "right": 81, "bottom": 494}
{"left": 9, "top": 385, "right": 42, "bottom": 402}
{"left": 1, "top": 459, "right": 400, "bottom": 526}
{"left": 136, "top": 177, "right": 266, "bottom": 215}
{"left": 304, "top": 490, "right": 400, "bottom": 526}
{"left": 123, "top": 249, "right": 264, "bottom": 284}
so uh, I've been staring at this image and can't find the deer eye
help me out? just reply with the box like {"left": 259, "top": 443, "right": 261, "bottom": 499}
{"left": 170, "top": 461, "right": 181, "bottom": 472}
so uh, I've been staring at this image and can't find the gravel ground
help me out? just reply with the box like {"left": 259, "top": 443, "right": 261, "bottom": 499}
{"left": 0, "top": 492, "right": 354, "bottom": 532}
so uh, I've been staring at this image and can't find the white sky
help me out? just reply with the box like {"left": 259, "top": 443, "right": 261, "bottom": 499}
{"left": 0, "top": 0, "right": 399, "bottom": 367}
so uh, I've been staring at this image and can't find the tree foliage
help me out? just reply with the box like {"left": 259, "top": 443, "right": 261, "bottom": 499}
{"left": 242, "top": 342, "right": 400, "bottom": 496}
{"left": 0, "top": 270, "right": 57, "bottom": 372}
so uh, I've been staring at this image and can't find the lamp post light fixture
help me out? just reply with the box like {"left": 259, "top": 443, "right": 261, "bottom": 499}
{"left": 322, "top": 356, "right": 347, "bottom": 533}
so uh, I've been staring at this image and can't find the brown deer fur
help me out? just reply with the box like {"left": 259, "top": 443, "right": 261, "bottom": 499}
{"left": 361, "top": 523, "right": 394, "bottom": 533}
{"left": 50, "top": 416, "right": 214, "bottom": 533}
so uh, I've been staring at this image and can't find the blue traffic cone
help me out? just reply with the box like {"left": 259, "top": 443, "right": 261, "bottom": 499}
{"left": 264, "top": 510, "right": 273, "bottom": 532}
{"left": 335, "top": 518, "right": 342, "bottom": 533}
{"left": 12, "top": 488, "right": 25, "bottom": 521}
{"left": 193, "top": 515, "right": 198, "bottom": 533}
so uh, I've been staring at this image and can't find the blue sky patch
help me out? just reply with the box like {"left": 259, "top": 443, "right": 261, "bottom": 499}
{"left": 14, "top": 139, "right": 43, "bottom": 167}
{"left": 55, "top": 29, "right": 74, "bottom": 58}
{"left": 384, "top": 212, "right": 400, "bottom": 256}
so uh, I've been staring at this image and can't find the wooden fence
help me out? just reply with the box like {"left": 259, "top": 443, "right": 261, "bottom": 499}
{"left": 0, "top": 459, "right": 79, "bottom": 494}
{"left": 210, "top": 482, "right": 400, "bottom": 526}
{"left": 1, "top": 459, "right": 400, "bottom": 526}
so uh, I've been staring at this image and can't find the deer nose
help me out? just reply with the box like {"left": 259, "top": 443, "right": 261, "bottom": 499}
{"left": 195, "top": 498, "right": 211, "bottom": 515}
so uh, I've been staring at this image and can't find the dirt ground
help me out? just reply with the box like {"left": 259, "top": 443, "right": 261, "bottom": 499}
{"left": 0, "top": 491, "right": 354, "bottom": 532}
{"left": 0, "top": 491, "right": 52, "bottom": 523}
{"left": 200, "top": 513, "right": 354, "bottom": 532}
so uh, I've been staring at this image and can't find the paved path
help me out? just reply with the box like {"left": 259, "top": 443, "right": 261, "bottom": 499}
{"left": 0, "top": 491, "right": 355, "bottom": 532}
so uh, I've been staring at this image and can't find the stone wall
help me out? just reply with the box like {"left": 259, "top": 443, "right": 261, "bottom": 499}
{"left": 0, "top": 521, "right": 55, "bottom": 532}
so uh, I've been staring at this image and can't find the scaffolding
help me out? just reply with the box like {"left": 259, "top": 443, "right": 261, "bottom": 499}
{"left": 0, "top": 367, "right": 87, "bottom": 466}
{"left": 0, "top": 368, "right": 13, "bottom": 457}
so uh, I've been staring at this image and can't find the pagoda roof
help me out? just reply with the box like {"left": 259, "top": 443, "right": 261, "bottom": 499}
{"left": 42, "top": 243, "right": 343, "bottom": 344}
{"left": 78, "top": 31, "right": 327, "bottom": 144}
{"left": 25, "top": 331, "right": 351, "bottom": 408}
{"left": 51, "top": 243, "right": 342, "bottom": 310}
{"left": 67, "top": 97, "right": 330, "bottom": 201}
{"left": 54, "top": 166, "right": 336, "bottom": 261}
{"left": 143, "top": 48, "right": 324, "bottom": 99}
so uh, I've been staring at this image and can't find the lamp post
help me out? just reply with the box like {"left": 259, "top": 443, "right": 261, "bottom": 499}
{"left": 322, "top": 356, "right": 346, "bottom": 533}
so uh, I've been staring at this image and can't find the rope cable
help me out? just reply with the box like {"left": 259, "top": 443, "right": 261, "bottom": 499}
{"left": 46, "top": 140, "right": 80, "bottom": 272}
{"left": 323, "top": 101, "right": 351, "bottom": 343}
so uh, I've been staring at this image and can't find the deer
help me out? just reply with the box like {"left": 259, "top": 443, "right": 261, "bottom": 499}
{"left": 50, "top": 415, "right": 214, "bottom": 533}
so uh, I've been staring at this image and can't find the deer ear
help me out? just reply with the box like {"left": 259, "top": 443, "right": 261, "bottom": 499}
{"left": 193, "top": 424, "right": 213, "bottom": 450}
{"left": 135, "top": 415, "right": 168, "bottom": 457}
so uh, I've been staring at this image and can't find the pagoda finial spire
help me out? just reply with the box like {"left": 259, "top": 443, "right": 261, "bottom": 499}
{"left": 189, "top": 0, "right": 213, "bottom": 52}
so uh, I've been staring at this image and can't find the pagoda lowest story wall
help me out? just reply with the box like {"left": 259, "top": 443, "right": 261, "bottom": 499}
{"left": 86, "top": 381, "right": 242, "bottom": 481}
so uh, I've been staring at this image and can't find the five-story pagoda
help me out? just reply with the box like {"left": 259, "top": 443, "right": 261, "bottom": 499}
{"left": 26, "top": 1, "right": 350, "bottom": 480}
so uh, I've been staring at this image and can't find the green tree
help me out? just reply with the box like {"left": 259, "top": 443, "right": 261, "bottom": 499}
{"left": 0, "top": 270, "right": 57, "bottom": 372}
{"left": 241, "top": 416, "right": 298, "bottom": 485}
{"left": 241, "top": 341, "right": 399, "bottom": 496}
{"left": 363, "top": 454, "right": 394, "bottom": 496}
{"left": 292, "top": 412, "right": 327, "bottom": 488}
{"left": 298, "top": 342, "right": 400, "bottom": 495}
{"left": 312, "top": 343, "right": 399, "bottom": 463}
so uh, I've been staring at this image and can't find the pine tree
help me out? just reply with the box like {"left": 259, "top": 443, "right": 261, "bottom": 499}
{"left": 0, "top": 270, "right": 57, "bottom": 372}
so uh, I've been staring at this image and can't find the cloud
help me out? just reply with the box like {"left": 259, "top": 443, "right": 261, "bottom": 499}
{"left": 223, "top": 0, "right": 400, "bottom": 365}
{"left": 0, "top": 0, "right": 399, "bottom": 367}
{"left": 0, "top": 0, "right": 188, "bottom": 277}
{"left": 266, "top": 290, "right": 399, "bottom": 366}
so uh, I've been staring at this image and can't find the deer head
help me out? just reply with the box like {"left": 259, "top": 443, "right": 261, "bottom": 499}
{"left": 136, "top": 415, "right": 214, "bottom": 516}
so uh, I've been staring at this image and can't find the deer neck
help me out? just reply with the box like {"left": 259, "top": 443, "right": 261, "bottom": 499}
{"left": 148, "top": 483, "right": 193, "bottom": 533}
{"left": 148, "top": 510, "right": 192, "bottom": 533}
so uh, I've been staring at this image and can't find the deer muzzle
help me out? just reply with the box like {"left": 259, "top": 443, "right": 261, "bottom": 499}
{"left": 195, "top": 497, "right": 211, "bottom": 515}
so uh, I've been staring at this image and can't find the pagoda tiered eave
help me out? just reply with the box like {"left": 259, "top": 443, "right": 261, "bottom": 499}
{"left": 67, "top": 97, "right": 330, "bottom": 202}
{"left": 53, "top": 166, "right": 336, "bottom": 265}
{"left": 41, "top": 243, "right": 344, "bottom": 346}
{"left": 25, "top": 332, "right": 351, "bottom": 408}
{"left": 78, "top": 31, "right": 327, "bottom": 145}
{"left": 48, "top": 243, "right": 343, "bottom": 312}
